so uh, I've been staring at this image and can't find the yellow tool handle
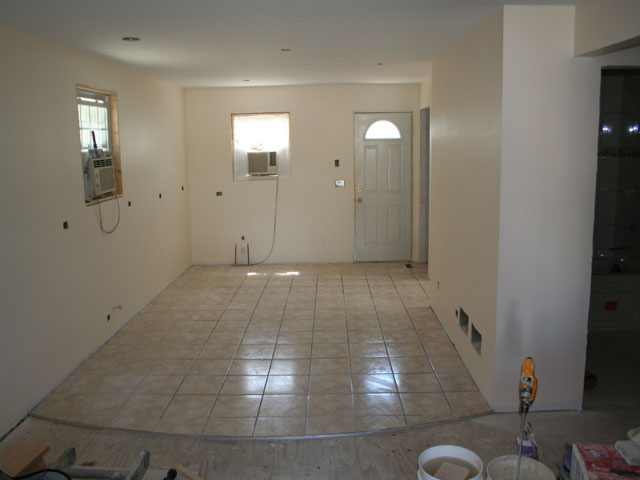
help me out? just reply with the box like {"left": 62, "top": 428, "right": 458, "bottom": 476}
{"left": 519, "top": 356, "right": 538, "bottom": 410}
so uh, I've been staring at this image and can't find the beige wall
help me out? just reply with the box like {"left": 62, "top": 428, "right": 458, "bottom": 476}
{"left": 575, "top": 0, "right": 640, "bottom": 56}
{"left": 430, "top": 9, "right": 504, "bottom": 404}
{"left": 496, "top": 6, "right": 595, "bottom": 410}
{"left": 0, "top": 26, "right": 192, "bottom": 435}
{"left": 185, "top": 85, "right": 420, "bottom": 264}
{"left": 419, "top": 75, "right": 432, "bottom": 109}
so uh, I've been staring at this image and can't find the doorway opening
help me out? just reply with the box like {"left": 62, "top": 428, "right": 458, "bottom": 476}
{"left": 584, "top": 68, "right": 640, "bottom": 408}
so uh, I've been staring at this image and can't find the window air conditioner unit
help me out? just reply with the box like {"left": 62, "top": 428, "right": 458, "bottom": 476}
{"left": 88, "top": 156, "right": 117, "bottom": 199}
{"left": 247, "top": 151, "right": 278, "bottom": 175}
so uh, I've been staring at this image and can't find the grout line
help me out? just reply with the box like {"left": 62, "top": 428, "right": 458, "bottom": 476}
{"left": 340, "top": 272, "right": 359, "bottom": 433}
{"left": 207, "top": 269, "right": 267, "bottom": 436}
{"left": 250, "top": 269, "right": 297, "bottom": 435}
{"left": 385, "top": 269, "right": 413, "bottom": 426}
{"left": 304, "top": 268, "right": 319, "bottom": 430}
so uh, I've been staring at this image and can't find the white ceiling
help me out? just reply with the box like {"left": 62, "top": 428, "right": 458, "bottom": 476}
{"left": 0, "top": 0, "right": 577, "bottom": 87}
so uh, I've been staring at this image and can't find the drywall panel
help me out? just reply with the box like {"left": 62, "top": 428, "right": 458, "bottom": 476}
{"left": 185, "top": 84, "right": 420, "bottom": 264}
{"left": 0, "top": 26, "right": 191, "bottom": 436}
{"left": 497, "top": 6, "right": 595, "bottom": 411}
{"left": 575, "top": 0, "right": 640, "bottom": 56}
{"left": 430, "top": 9, "right": 504, "bottom": 405}
{"left": 496, "top": 7, "right": 640, "bottom": 412}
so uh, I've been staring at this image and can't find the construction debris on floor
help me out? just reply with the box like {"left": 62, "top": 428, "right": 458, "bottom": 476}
{"left": 1, "top": 408, "right": 640, "bottom": 480}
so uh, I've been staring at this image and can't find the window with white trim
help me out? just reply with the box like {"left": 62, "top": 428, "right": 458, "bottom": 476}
{"left": 77, "top": 90, "right": 111, "bottom": 153}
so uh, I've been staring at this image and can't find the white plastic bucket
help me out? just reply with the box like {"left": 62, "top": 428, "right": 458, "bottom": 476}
{"left": 418, "top": 445, "right": 484, "bottom": 480}
{"left": 486, "top": 456, "right": 555, "bottom": 480}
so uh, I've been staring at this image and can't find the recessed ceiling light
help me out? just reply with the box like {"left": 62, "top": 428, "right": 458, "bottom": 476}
{"left": 281, "top": 48, "right": 292, "bottom": 52}
{"left": 377, "top": 62, "right": 383, "bottom": 66}
{"left": 122, "top": 36, "right": 140, "bottom": 42}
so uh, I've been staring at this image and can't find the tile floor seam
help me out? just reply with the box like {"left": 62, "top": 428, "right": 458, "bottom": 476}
{"left": 382, "top": 270, "right": 404, "bottom": 422}
{"left": 344, "top": 272, "right": 357, "bottom": 433}
{"left": 208, "top": 270, "right": 264, "bottom": 436}
{"left": 305, "top": 271, "right": 329, "bottom": 434}
{"left": 252, "top": 270, "right": 293, "bottom": 436}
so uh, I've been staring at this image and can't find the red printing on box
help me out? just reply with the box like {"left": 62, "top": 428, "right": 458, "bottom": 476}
{"left": 575, "top": 443, "right": 640, "bottom": 480}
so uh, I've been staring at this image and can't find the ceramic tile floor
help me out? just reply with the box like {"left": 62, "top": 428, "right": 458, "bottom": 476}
{"left": 33, "top": 262, "right": 490, "bottom": 436}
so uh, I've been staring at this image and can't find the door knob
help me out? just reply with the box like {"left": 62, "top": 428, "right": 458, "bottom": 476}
{"left": 357, "top": 198, "right": 363, "bottom": 203}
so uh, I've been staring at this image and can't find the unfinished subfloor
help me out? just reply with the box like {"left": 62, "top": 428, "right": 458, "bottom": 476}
{"left": 3, "top": 408, "right": 639, "bottom": 479}
{"left": 31, "top": 262, "right": 490, "bottom": 437}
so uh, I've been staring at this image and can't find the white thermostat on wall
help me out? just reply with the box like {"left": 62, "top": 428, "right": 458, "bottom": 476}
{"left": 335, "top": 179, "right": 345, "bottom": 187}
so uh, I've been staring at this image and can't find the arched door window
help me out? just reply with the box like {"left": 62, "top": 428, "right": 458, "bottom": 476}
{"left": 364, "top": 120, "right": 402, "bottom": 140}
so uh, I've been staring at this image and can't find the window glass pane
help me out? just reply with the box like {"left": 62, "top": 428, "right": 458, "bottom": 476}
{"left": 77, "top": 90, "right": 110, "bottom": 152}
{"left": 233, "top": 113, "right": 289, "bottom": 153}
{"left": 78, "top": 103, "right": 110, "bottom": 151}
{"left": 364, "top": 120, "right": 401, "bottom": 140}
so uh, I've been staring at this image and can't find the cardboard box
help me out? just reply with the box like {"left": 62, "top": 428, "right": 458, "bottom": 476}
{"left": 571, "top": 443, "right": 640, "bottom": 480}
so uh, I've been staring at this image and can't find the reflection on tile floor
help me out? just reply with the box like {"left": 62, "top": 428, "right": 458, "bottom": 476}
{"left": 33, "top": 263, "right": 491, "bottom": 436}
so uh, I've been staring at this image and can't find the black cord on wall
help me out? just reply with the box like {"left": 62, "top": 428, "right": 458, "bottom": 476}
{"left": 97, "top": 194, "right": 121, "bottom": 234}
{"left": 251, "top": 174, "right": 279, "bottom": 265}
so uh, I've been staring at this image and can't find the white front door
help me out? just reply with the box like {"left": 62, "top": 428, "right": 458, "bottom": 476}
{"left": 354, "top": 112, "right": 412, "bottom": 261}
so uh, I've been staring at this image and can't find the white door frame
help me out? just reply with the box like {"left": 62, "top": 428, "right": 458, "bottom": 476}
{"left": 354, "top": 112, "right": 413, "bottom": 261}
{"left": 418, "top": 107, "right": 430, "bottom": 263}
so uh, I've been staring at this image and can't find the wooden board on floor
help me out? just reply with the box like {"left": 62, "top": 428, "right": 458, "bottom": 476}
{"left": 0, "top": 443, "right": 49, "bottom": 476}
